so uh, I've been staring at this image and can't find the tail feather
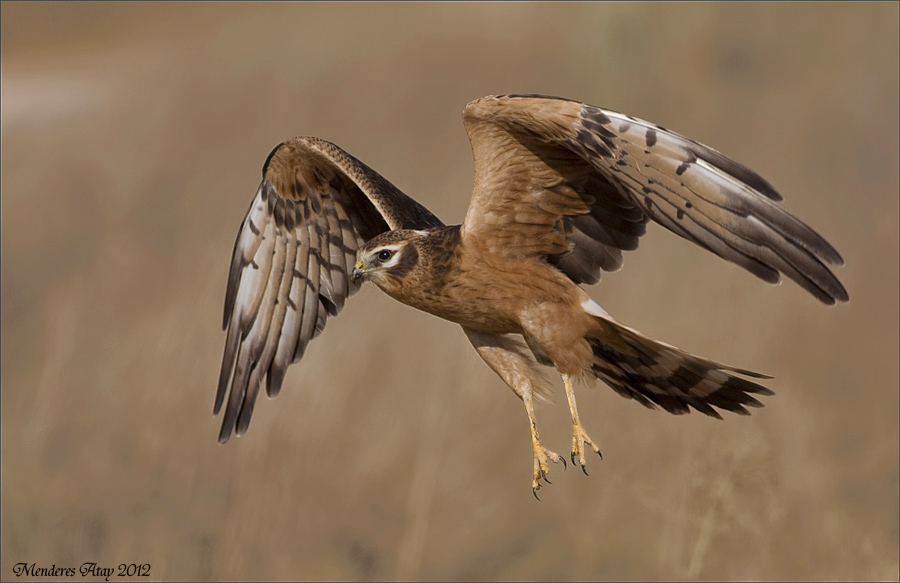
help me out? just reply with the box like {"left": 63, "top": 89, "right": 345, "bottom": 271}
{"left": 588, "top": 317, "right": 774, "bottom": 418}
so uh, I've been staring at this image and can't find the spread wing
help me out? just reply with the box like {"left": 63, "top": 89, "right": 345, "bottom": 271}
{"left": 216, "top": 137, "right": 443, "bottom": 443}
{"left": 460, "top": 94, "right": 848, "bottom": 304}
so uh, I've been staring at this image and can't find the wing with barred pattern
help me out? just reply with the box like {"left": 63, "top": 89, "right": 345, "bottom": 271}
{"left": 461, "top": 94, "right": 848, "bottom": 304}
{"left": 216, "top": 137, "right": 442, "bottom": 443}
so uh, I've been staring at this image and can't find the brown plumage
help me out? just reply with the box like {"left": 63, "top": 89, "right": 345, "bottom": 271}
{"left": 216, "top": 95, "right": 848, "bottom": 497}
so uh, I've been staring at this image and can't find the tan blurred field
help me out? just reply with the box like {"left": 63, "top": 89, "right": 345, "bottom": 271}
{"left": 1, "top": 2, "right": 898, "bottom": 581}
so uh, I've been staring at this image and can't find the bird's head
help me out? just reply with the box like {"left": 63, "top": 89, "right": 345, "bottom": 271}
{"left": 352, "top": 230, "right": 426, "bottom": 295}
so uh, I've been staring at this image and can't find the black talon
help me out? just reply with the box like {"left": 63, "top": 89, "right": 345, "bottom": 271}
{"left": 533, "top": 487, "right": 541, "bottom": 501}
{"left": 558, "top": 455, "right": 567, "bottom": 470}
{"left": 540, "top": 467, "right": 552, "bottom": 484}
{"left": 571, "top": 452, "right": 577, "bottom": 467}
{"left": 597, "top": 450, "right": 603, "bottom": 460}
{"left": 581, "top": 464, "right": 589, "bottom": 477}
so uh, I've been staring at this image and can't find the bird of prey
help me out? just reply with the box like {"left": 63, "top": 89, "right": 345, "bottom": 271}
{"left": 215, "top": 94, "right": 848, "bottom": 497}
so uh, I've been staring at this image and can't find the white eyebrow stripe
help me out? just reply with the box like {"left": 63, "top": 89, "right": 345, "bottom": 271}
{"left": 369, "top": 243, "right": 406, "bottom": 268}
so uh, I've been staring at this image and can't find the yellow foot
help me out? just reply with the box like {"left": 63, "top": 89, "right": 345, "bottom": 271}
{"left": 571, "top": 422, "right": 602, "bottom": 475}
{"left": 532, "top": 438, "right": 566, "bottom": 500}
{"left": 562, "top": 374, "right": 602, "bottom": 476}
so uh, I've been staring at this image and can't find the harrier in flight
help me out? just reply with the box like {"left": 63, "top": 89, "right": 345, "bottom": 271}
{"left": 215, "top": 95, "right": 847, "bottom": 497}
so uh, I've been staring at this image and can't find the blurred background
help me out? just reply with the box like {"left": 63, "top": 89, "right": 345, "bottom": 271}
{"left": 2, "top": 2, "right": 897, "bottom": 581}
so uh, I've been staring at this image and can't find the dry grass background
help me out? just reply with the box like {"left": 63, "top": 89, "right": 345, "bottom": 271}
{"left": 1, "top": 2, "right": 898, "bottom": 581}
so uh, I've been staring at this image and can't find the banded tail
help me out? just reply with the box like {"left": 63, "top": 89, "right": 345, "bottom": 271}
{"left": 587, "top": 316, "right": 774, "bottom": 418}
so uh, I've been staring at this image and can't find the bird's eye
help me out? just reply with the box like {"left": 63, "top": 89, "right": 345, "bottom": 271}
{"left": 377, "top": 249, "right": 394, "bottom": 262}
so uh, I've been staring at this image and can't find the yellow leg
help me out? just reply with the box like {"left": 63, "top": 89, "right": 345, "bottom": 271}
{"left": 524, "top": 392, "right": 565, "bottom": 500}
{"left": 563, "top": 374, "right": 602, "bottom": 475}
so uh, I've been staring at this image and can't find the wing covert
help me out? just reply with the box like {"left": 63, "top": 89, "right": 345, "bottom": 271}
{"left": 215, "top": 137, "right": 442, "bottom": 443}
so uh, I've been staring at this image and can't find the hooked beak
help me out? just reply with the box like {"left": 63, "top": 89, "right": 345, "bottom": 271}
{"left": 351, "top": 260, "right": 366, "bottom": 283}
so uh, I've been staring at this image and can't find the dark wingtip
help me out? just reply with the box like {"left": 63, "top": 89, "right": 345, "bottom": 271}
{"left": 214, "top": 353, "right": 234, "bottom": 416}
{"left": 733, "top": 369, "right": 774, "bottom": 380}
{"left": 236, "top": 392, "right": 258, "bottom": 436}
{"left": 217, "top": 399, "right": 240, "bottom": 444}
{"left": 213, "top": 377, "right": 228, "bottom": 416}
{"left": 822, "top": 245, "right": 846, "bottom": 269}
{"left": 217, "top": 425, "right": 232, "bottom": 444}
{"left": 266, "top": 366, "right": 286, "bottom": 398}
{"left": 833, "top": 282, "right": 850, "bottom": 304}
